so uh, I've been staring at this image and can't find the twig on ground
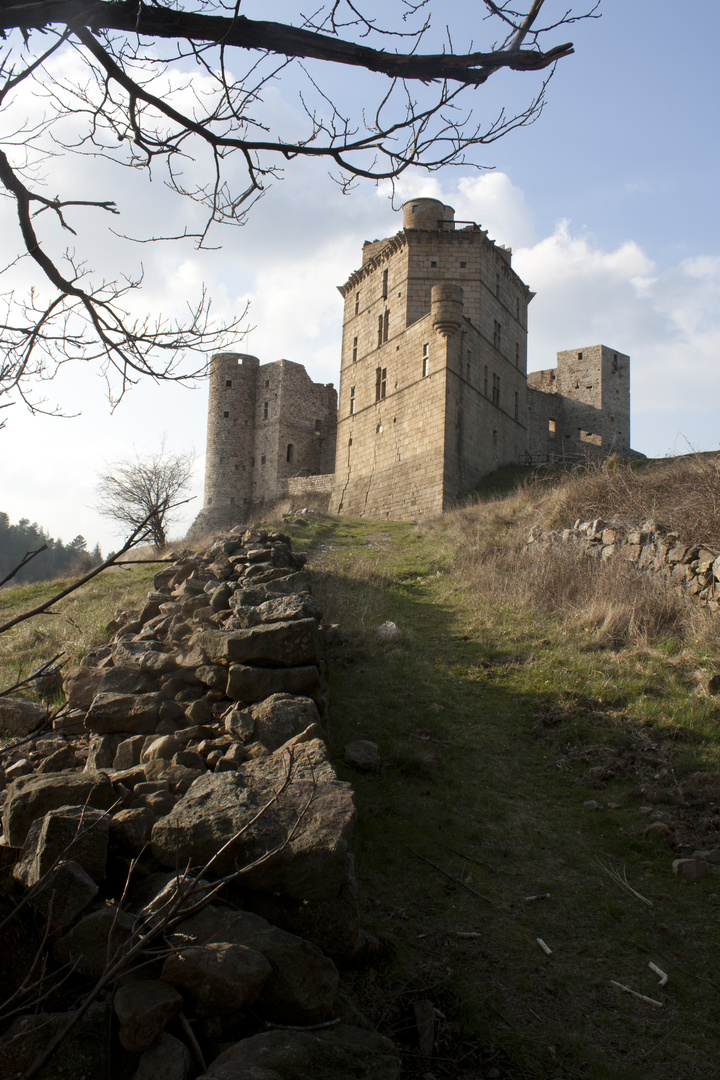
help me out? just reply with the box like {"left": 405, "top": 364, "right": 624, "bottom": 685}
{"left": 610, "top": 980, "right": 663, "bottom": 1007}
{"left": 596, "top": 858, "right": 653, "bottom": 907}
{"left": 409, "top": 848, "right": 493, "bottom": 904}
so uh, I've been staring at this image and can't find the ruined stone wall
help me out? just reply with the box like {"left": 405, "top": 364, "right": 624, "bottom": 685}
{"left": 526, "top": 345, "right": 631, "bottom": 464}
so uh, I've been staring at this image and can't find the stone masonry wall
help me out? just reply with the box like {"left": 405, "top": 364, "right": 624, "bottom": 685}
{"left": 527, "top": 517, "right": 720, "bottom": 613}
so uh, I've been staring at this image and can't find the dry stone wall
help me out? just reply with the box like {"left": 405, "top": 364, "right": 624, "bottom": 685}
{"left": 0, "top": 532, "right": 399, "bottom": 1080}
{"left": 527, "top": 517, "right": 720, "bottom": 612}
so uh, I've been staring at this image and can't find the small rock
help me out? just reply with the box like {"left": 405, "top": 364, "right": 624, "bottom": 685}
{"left": 114, "top": 979, "right": 183, "bottom": 1052}
{"left": 672, "top": 858, "right": 707, "bottom": 881}
{"left": 160, "top": 941, "right": 272, "bottom": 1016}
{"left": 344, "top": 740, "right": 380, "bottom": 770}
{"left": 132, "top": 1032, "right": 193, "bottom": 1080}
{"left": 644, "top": 821, "right": 673, "bottom": 839}
{"left": 376, "top": 621, "right": 402, "bottom": 643}
{"left": 583, "top": 800, "right": 601, "bottom": 810}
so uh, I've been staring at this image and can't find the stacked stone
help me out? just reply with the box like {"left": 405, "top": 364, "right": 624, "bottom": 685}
{"left": 527, "top": 518, "right": 720, "bottom": 613}
{"left": 0, "top": 530, "right": 398, "bottom": 1080}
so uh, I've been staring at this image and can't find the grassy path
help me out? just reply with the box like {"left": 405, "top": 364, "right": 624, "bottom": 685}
{"left": 284, "top": 514, "right": 720, "bottom": 1080}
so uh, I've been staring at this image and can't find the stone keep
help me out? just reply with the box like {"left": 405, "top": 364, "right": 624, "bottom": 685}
{"left": 329, "top": 197, "right": 533, "bottom": 518}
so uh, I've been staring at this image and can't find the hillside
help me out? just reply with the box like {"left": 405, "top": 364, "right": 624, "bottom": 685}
{"left": 2, "top": 456, "right": 720, "bottom": 1078}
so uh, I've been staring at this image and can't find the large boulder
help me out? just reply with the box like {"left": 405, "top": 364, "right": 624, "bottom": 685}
{"left": 174, "top": 907, "right": 338, "bottom": 1025}
{"left": 85, "top": 692, "right": 164, "bottom": 735}
{"left": 2, "top": 771, "right": 116, "bottom": 847}
{"left": 249, "top": 694, "right": 322, "bottom": 752}
{"left": 0, "top": 697, "right": 47, "bottom": 737}
{"left": 160, "top": 941, "right": 272, "bottom": 1017}
{"left": 13, "top": 804, "right": 110, "bottom": 887}
{"left": 226, "top": 664, "right": 323, "bottom": 704}
{"left": 194, "top": 619, "right": 322, "bottom": 668}
{"left": 198, "top": 1025, "right": 400, "bottom": 1080}
{"left": 114, "top": 979, "right": 183, "bottom": 1052}
{"left": 62, "top": 666, "right": 104, "bottom": 709}
{"left": 151, "top": 746, "right": 355, "bottom": 900}
{"left": 0, "top": 1003, "right": 113, "bottom": 1080}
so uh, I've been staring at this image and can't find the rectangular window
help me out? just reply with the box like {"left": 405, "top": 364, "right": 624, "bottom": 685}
{"left": 375, "top": 366, "right": 387, "bottom": 402}
{"left": 262, "top": 401, "right": 268, "bottom": 420}
{"left": 492, "top": 373, "right": 500, "bottom": 407}
{"left": 350, "top": 386, "right": 355, "bottom": 414}
{"left": 515, "top": 342, "right": 520, "bottom": 368}
{"left": 578, "top": 351, "right": 583, "bottom": 360}
{"left": 422, "top": 343, "right": 429, "bottom": 377}
{"left": 377, "top": 314, "right": 383, "bottom": 349}
{"left": 225, "top": 379, "right": 232, "bottom": 387}
{"left": 496, "top": 274, "right": 500, "bottom": 298}
{"left": 382, "top": 269, "right": 388, "bottom": 300}
{"left": 484, "top": 365, "right": 488, "bottom": 397}
{"left": 261, "top": 454, "right": 266, "bottom": 465}
{"left": 514, "top": 392, "right": 519, "bottom": 421}
{"left": 612, "top": 353, "right": 619, "bottom": 372}
{"left": 516, "top": 297, "right": 520, "bottom": 319}
{"left": 549, "top": 419, "right": 556, "bottom": 437}
{"left": 355, "top": 292, "right": 360, "bottom": 315}
{"left": 460, "top": 261, "right": 467, "bottom": 269}
{"left": 493, "top": 321, "right": 502, "bottom": 351}
{"left": 383, "top": 308, "right": 389, "bottom": 343}
{"left": 352, "top": 336, "right": 358, "bottom": 362}
{"left": 223, "top": 410, "right": 229, "bottom": 418}
{"left": 219, "top": 455, "right": 226, "bottom": 464}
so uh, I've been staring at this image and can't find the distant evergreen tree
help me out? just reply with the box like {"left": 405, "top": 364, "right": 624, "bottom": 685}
{"left": 0, "top": 514, "right": 102, "bottom": 586}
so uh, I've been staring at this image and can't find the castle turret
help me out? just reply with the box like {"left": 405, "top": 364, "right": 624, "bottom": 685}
{"left": 431, "top": 284, "right": 463, "bottom": 337}
{"left": 402, "top": 198, "right": 455, "bottom": 230}
{"left": 203, "top": 352, "right": 259, "bottom": 516}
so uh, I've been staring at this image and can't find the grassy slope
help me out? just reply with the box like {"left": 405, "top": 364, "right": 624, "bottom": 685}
{"left": 3, "top": 488, "right": 720, "bottom": 1077}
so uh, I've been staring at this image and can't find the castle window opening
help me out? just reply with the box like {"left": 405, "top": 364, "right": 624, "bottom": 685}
{"left": 265, "top": 379, "right": 269, "bottom": 387}
{"left": 382, "top": 269, "right": 388, "bottom": 299}
{"left": 261, "top": 454, "right": 266, "bottom": 465}
{"left": 315, "top": 419, "right": 321, "bottom": 433}
{"left": 514, "top": 392, "right": 519, "bottom": 421}
{"left": 496, "top": 274, "right": 500, "bottom": 297}
{"left": 251, "top": 457, "right": 255, "bottom": 466}
{"left": 350, "top": 386, "right": 356, "bottom": 414}
{"left": 484, "top": 365, "right": 488, "bottom": 396}
{"left": 548, "top": 419, "right": 557, "bottom": 437}
{"left": 430, "top": 260, "right": 437, "bottom": 268}
{"left": 375, "top": 366, "right": 387, "bottom": 401}
{"left": 263, "top": 401, "right": 268, "bottom": 420}
{"left": 578, "top": 352, "right": 583, "bottom": 360}
{"left": 348, "top": 437, "right": 353, "bottom": 446}
{"left": 355, "top": 292, "right": 360, "bottom": 315}
{"left": 516, "top": 297, "right": 520, "bottom": 319}
{"left": 208, "top": 496, "right": 213, "bottom": 504}
{"left": 286, "top": 444, "right": 294, "bottom": 463}
{"left": 492, "top": 372, "right": 501, "bottom": 407}
{"left": 352, "top": 336, "right": 358, "bottom": 362}
{"left": 612, "top": 353, "right": 619, "bottom": 372}
{"left": 515, "top": 342, "right": 520, "bottom": 368}
{"left": 422, "top": 343, "right": 429, "bottom": 377}
{"left": 493, "top": 321, "right": 502, "bottom": 351}
{"left": 460, "top": 261, "right": 467, "bottom": 269}
{"left": 223, "top": 410, "right": 229, "bottom": 418}
{"left": 383, "top": 308, "right": 389, "bottom": 343}
{"left": 225, "top": 379, "right": 232, "bottom": 387}
{"left": 219, "top": 456, "right": 226, "bottom": 464}
{"left": 377, "top": 314, "right": 383, "bottom": 348}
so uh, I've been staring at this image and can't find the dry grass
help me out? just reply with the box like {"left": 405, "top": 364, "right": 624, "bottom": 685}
{"left": 442, "top": 455, "right": 720, "bottom": 654}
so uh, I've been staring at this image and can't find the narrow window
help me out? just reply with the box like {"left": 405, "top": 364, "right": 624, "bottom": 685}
{"left": 286, "top": 444, "right": 294, "bottom": 463}
{"left": 383, "top": 308, "right": 389, "bottom": 343}
{"left": 350, "top": 386, "right": 356, "bottom": 414}
{"left": 422, "top": 343, "right": 429, "bottom": 377}
{"left": 225, "top": 379, "right": 232, "bottom": 387}
{"left": 578, "top": 351, "right": 583, "bottom": 360}
{"left": 251, "top": 456, "right": 255, "bottom": 466}
{"left": 430, "top": 260, "right": 437, "bottom": 268}
{"left": 265, "top": 379, "right": 269, "bottom": 387}
{"left": 514, "top": 392, "right": 519, "bottom": 421}
{"left": 460, "top": 261, "right": 467, "bottom": 269}
{"left": 261, "top": 454, "right": 266, "bottom": 465}
{"left": 515, "top": 342, "right": 520, "bottom": 368}
{"left": 219, "top": 455, "right": 226, "bottom": 464}
{"left": 516, "top": 297, "right": 520, "bottom": 319}
{"left": 548, "top": 419, "right": 556, "bottom": 438}
{"left": 262, "top": 401, "right": 268, "bottom": 420}
{"left": 484, "top": 365, "right": 488, "bottom": 397}
{"left": 355, "top": 292, "right": 360, "bottom": 315}
{"left": 612, "top": 353, "right": 619, "bottom": 372}
{"left": 496, "top": 274, "right": 500, "bottom": 298}
{"left": 382, "top": 269, "right": 388, "bottom": 300}
{"left": 352, "top": 336, "right": 358, "bottom": 362}
{"left": 377, "top": 314, "right": 383, "bottom": 349}
{"left": 223, "top": 410, "right": 229, "bottom": 418}
{"left": 315, "top": 419, "right": 321, "bottom": 433}
{"left": 493, "top": 321, "right": 502, "bottom": 350}
{"left": 375, "top": 366, "right": 387, "bottom": 401}
{"left": 208, "top": 496, "right": 213, "bottom": 504}
{"left": 492, "top": 373, "right": 501, "bottom": 407}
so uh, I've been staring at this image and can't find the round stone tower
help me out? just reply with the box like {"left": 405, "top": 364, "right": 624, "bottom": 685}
{"left": 203, "top": 352, "right": 259, "bottom": 516}
{"left": 402, "top": 198, "right": 455, "bottom": 230}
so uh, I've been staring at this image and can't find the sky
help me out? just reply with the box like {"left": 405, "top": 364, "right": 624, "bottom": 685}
{"left": 1, "top": 0, "right": 719, "bottom": 554}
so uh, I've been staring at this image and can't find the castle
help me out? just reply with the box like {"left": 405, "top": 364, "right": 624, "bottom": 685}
{"left": 193, "top": 198, "right": 631, "bottom": 531}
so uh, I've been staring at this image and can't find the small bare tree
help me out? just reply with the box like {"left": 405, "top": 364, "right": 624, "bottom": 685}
{"left": 96, "top": 445, "right": 195, "bottom": 550}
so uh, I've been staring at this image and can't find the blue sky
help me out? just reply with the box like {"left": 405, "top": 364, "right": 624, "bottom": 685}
{"left": 1, "top": 0, "right": 719, "bottom": 552}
